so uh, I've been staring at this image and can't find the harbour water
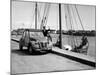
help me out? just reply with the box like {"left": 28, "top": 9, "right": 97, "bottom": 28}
{"left": 50, "top": 34, "right": 96, "bottom": 58}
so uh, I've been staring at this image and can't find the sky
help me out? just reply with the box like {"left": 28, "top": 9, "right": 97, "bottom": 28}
{"left": 11, "top": 0, "right": 96, "bottom": 30}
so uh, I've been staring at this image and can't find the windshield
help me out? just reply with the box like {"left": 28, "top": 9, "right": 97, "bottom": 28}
{"left": 30, "top": 32, "right": 44, "bottom": 38}
{"left": 29, "top": 32, "right": 46, "bottom": 42}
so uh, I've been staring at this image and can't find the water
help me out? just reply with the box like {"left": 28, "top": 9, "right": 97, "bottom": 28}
{"left": 50, "top": 34, "right": 96, "bottom": 58}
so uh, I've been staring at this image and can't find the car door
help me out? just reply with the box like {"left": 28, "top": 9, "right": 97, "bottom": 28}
{"left": 24, "top": 30, "right": 30, "bottom": 46}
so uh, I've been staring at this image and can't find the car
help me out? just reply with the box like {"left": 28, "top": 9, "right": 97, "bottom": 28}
{"left": 19, "top": 29, "right": 52, "bottom": 54}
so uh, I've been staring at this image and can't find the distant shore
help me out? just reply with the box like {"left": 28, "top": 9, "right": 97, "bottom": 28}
{"left": 11, "top": 28, "right": 96, "bottom": 36}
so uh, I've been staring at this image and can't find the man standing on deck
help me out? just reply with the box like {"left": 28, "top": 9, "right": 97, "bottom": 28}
{"left": 42, "top": 26, "right": 52, "bottom": 43}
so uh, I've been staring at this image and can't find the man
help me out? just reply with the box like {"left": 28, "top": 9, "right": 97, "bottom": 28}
{"left": 42, "top": 26, "right": 52, "bottom": 42}
{"left": 79, "top": 35, "right": 88, "bottom": 49}
{"left": 73, "top": 35, "right": 88, "bottom": 52}
{"left": 42, "top": 26, "right": 48, "bottom": 37}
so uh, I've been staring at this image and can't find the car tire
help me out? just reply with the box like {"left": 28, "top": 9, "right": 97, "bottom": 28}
{"left": 19, "top": 44, "right": 23, "bottom": 50}
{"left": 28, "top": 45, "right": 33, "bottom": 54}
{"left": 48, "top": 48, "right": 52, "bottom": 52}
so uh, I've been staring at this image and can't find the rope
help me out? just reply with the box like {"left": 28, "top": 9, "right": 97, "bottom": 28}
{"left": 30, "top": 4, "right": 35, "bottom": 29}
{"left": 37, "top": 3, "right": 42, "bottom": 29}
{"left": 40, "top": 3, "right": 47, "bottom": 29}
{"left": 64, "top": 5, "right": 68, "bottom": 30}
{"left": 70, "top": 5, "right": 79, "bottom": 46}
{"left": 40, "top": 3, "right": 48, "bottom": 29}
{"left": 64, "top": 5, "right": 70, "bottom": 45}
{"left": 40, "top": 3, "right": 51, "bottom": 29}
{"left": 44, "top": 3, "right": 51, "bottom": 27}
{"left": 75, "top": 5, "right": 84, "bottom": 30}
{"left": 75, "top": 5, "right": 89, "bottom": 52}
{"left": 37, "top": 3, "right": 41, "bottom": 23}
{"left": 42, "top": 3, "right": 48, "bottom": 26}
{"left": 55, "top": 4, "right": 60, "bottom": 43}
{"left": 67, "top": 5, "right": 76, "bottom": 48}
{"left": 56, "top": 4, "right": 59, "bottom": 30}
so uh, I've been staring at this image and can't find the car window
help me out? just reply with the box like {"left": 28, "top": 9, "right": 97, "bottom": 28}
{"left": 22, "top": 31, "right": 25, "bottom": 38}
{"left": 30, "top": 32, "right": 44, "bottom": 38}
{"left": 30, "top": 32, "right": 35, "bottom": 37}
{"left": 22, "top": 31, "right": 29, "bottom": 38}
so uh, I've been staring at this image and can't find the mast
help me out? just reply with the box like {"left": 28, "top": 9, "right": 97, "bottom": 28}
{"left": 59, "top": 3, "right": 62, "bottom": 49}
{"left": 35, "top": 2, "right": 37, "bottom": 29}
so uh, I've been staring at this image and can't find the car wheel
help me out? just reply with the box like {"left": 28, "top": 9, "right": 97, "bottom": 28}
{"left": 48, "top": 48, "right": 52, "bottom": 52}
{"left": 19, "top": 44, "right": 23, "bottom": 50}
{"left": 28, "top": 45, "right": 33, "bottom": 54}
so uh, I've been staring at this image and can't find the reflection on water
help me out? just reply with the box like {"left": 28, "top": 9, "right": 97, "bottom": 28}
{"left": 51, "top": 34, "right": 96, "bottom": 58}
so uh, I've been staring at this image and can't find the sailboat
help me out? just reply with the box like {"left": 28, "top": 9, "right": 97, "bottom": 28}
{"left": 61, "top": 4, "right": 89, "bottom": 54}
{"left": 52, "top": 4, "right": 89, "bottom": 55}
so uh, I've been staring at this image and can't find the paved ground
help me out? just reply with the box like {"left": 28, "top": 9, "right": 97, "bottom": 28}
{"left": 11, "top": 35, "right": 94, "bottom": 74}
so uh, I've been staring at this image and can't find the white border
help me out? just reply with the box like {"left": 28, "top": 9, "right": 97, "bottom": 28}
{"left": 0, "top": 0, "right": 99, "bottom": 75}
